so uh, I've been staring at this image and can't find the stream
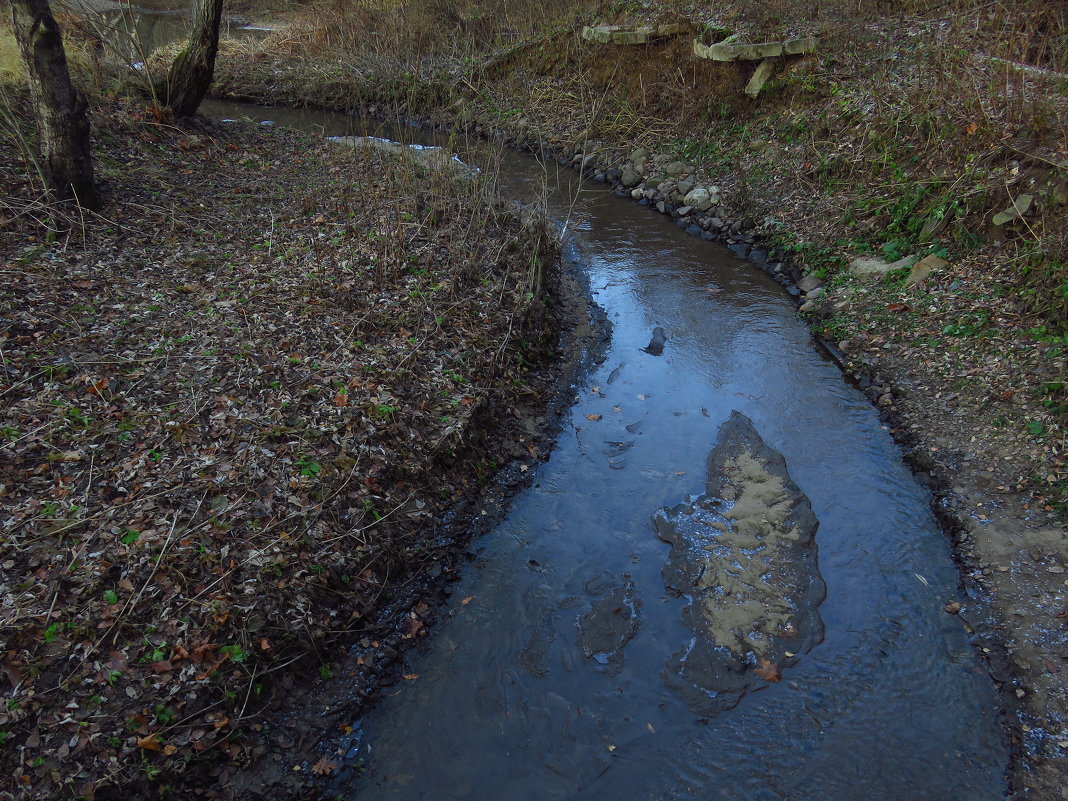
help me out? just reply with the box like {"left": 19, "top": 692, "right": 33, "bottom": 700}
{"left": 196, "top": 99, "right": 1010, "bottom": 799}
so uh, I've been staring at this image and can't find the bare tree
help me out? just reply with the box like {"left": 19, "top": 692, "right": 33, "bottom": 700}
{"left": 9, "top": 0, "right": 98, "bottom": 207}
{"left": 165, "top": 0, "right": 223, "bottom": 117}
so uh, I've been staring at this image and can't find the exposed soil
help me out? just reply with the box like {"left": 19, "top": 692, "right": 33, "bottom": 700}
{"left": 0, "top": 96, "right": 599, "bottom": 799}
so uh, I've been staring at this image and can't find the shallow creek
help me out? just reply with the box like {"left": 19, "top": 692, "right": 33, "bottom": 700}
{"left": 203, "top": 99, "right": 1009, "bottom": 800}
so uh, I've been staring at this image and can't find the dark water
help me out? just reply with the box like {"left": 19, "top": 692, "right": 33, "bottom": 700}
{"left": 201, "top": 100, "right": 1009, "bottom": 800}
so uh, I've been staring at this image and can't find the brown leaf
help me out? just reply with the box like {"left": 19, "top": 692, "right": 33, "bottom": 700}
{"left": 754, "top": 657, "right": 782, "bottom": 682}
{"left": 311, "top": 755, "right": 337, "bottom": 776}
{"left": 137, "top": 735, "right": 163, "bottom": 752}
{"left": 585, "top": 414, "right": 602, "bottom": 421}
{"left": 886, "top": 302, "right": 912, "bottom": 313}
{"left": 86, "top": 378, "right": 109, "bottom": 395}
{"left": 333, "top": 393, "right": 348, "bottom": 407}
{"left": 402, "top": 673, "right": 420, "bottom": 680}
{"left": 190, "top": 643, "right": 217, "bottom": 664}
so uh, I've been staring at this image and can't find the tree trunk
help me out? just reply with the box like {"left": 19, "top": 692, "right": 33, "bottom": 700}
{"left": 165, "top": 0, "right": 224, "bottom": 117}
{"left": 9, "top": 0, "right": 98, "bottom": 208}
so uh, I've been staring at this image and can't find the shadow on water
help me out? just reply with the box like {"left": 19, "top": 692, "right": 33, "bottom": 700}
{"left": 197, "top": 101, "right": 1010, "bottom": 800}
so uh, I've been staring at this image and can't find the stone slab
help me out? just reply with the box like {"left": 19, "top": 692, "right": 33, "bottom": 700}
{"left": 848, "top": 253, "right": 917, "bottom": 279}
{"left": 992, "top": 193, "right": 1033, "bottom": 225}
{"left": 783, "top": 36, "right": 818, "bottom": 55}
{"left": 744, "top": 57, "right": 777, "bottom": 98}
{"left": 581, "top": 25, "right": 620, "bottom": 44}
{"left": 696, "top": 39, "right": 782, "bottom": 61}
{"left": 582, "top": 22, "right": 689, "bottom": 45}
{"left": 694, "top": 35, "right": 818, "bottom": 62}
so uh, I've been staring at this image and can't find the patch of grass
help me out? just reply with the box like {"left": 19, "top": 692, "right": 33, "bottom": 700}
{"left": 940, "top": 311, "right": 991, "bottom": 337}
{"left": 1018, "top": 256, "right": 1068, "bottom": 331}
{"left": 1037, "top": 381, "right": 1068, "bottom": 418}
{"left": 294, "top": 457, "right": 322, "bottom": 478}
{"left": 671, "top": 125, "right": 749, "bottom": 166}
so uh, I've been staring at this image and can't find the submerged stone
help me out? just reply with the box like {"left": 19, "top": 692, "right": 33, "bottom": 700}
{"left": 578, "top": 578, "right": 640, "bottom": 665}
{"left": 642, "top": 326, "right": 667, "bottom": 355}
{"left": 653, "top": 411, "right": 824, "bottom": 715}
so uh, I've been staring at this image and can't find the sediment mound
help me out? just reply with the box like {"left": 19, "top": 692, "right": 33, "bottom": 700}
{"left": 653, "top": 411, "right": 825, "bottom": 715}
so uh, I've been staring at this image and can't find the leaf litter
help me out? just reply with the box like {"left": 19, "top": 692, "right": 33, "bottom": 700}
{"left": 0, "top": 105, "right": 573, "bottom": 799}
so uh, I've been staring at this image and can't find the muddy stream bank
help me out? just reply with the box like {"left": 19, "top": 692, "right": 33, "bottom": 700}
{"left": 197, "top": 99, "right": 1010, "bottom": 800}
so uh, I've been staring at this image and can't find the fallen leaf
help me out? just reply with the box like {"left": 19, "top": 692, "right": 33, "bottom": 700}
{"left": 333, "top": 393, "right": 348, "bottom": 407}
{"left": 137, "top": 735, "right": 163, "bottom": 752}
{"left": 402, "top": 673, "right": 420, "bottom": 680}
{"left": 407, "top": 617, "right": 424, "bottom": 638}
{"left": 886, "top": 302, "right": 912, "bottom": 313}
{"left": 311, "top": 755, "right": 336, "bottom": 776}
{"left": 461, "top": 596, "right": 474, "bottom": 605}
{"left": 754, "top": 657, "right": 782, "bottom": 682}
{"left": 585, "top": 414, "right": 602, "bottom": 421}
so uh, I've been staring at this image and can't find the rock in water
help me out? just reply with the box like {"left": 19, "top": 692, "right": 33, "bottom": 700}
{"left": 643, "top": 326, "right": 667, "bottom": 355}
{"left": 578, "top": 578, "right": 640, "bottom": 666}
{"left": 652, "top": 411, "right": 824, "bottom": 715}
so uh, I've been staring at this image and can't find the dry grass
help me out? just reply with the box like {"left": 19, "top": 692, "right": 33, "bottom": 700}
{"left": 275, "top": 0, "right": 591, "bottom": 70}
{"left": 0, "top": 27, "right": 21, "bottom": 83}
